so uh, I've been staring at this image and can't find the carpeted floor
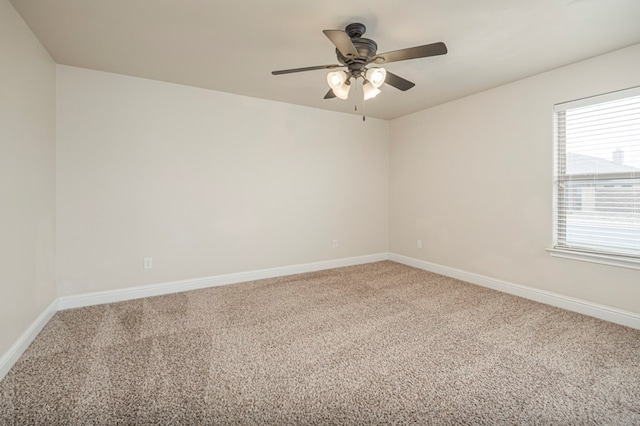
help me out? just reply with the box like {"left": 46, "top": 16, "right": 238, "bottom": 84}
{"left": 1, "top": 261, "right": 639, "bottom": 424}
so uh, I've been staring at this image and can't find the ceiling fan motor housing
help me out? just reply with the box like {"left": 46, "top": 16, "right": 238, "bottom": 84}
{"left": 336, "top": 23, "right": 378, "bottom": 75}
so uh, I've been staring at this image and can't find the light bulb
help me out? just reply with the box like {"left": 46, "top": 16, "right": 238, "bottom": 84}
{"left": 327, "top": 71, "right": 347, "bottom": 90}
{"left": 365, "top": 67, "right": 387, "bottom": 89}
{"left": 329, "top": 74, "right": 342, "bottom": 86}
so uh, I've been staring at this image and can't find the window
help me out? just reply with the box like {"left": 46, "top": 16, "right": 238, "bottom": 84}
{"left": 550, "top": 87, "right": 640, "bottom": 269}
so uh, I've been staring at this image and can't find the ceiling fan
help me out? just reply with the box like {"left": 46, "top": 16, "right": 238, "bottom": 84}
{"left": 271, "top": 23, "right": 448, "bottom": 101}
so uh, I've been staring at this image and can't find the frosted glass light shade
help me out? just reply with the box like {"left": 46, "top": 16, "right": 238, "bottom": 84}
{"left": 365, "top": 67, "right": 387, "bottom": 88}
{"left": 327, "top": 71, "right": 350, "bottom": 100}
{"left": 363, "top": 81, "right": 381, "bottom": 100}
{"left": 333, "top": 83, "right": 350, "bottom": 100}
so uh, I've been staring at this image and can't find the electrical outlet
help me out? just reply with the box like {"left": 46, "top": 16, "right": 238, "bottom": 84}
{"left": 417, "top": 240, "right": 423, "bottom": 249}
{"left": 332, "top": 240, "right": 338, "bottom": 248}
{"left": 143, "top": 257, "right": 153, "bottom": 269}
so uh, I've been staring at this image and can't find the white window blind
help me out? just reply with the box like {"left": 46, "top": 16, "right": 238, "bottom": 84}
{"left": 553, "top": 87, "right": 640, "bottom": 261}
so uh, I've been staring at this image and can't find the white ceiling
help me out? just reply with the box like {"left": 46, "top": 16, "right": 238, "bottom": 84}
{"left": 10, "top": 0, "right": 640, "bottom": 120}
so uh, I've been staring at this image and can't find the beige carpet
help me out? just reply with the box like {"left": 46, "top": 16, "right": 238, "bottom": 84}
{"left": 1, "top": 261, "right": 639, "bottom": 424}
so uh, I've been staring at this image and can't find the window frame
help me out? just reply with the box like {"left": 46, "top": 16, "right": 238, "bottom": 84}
{"left": 549, "top": 86, "right": 640, "bottom": 271}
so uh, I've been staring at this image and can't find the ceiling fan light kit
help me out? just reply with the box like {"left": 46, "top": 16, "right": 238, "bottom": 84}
{"left": 272, "top": 22, "right": 447, "bottom": 104}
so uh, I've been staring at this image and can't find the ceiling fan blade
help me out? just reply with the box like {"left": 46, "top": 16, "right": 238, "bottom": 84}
{"left": 272, "top": 64, "right": 341, "bottom": 75}
{"left": 324, "top": 89, "right": 336, "bottom": 99}
{"left": 374, "top": 42, "right": 447, "bottom": 64}
{"left": 384, "top": 71, "right": 415, "bottom": 91}
{"left": 323, "top": 30, "right": 359, "bottom": 58}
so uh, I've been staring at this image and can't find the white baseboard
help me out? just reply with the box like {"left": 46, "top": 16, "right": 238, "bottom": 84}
{"left": 389, "top": 253, "right": 640, "bottom": 330}
{"left": 58, "top": 253, "right": 389, "bottom": 310}
{"left": 4, "top": 251, "right": 638, "bottom": 382}
{"left": 0, "top": 299, "right": 58, "bottom": 381}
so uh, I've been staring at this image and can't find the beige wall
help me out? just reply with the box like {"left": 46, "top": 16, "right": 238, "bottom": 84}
{"left": 56, "top": 65, "right": 389, "bottom": 296}
{"left": 0, "top": 0, "right": 56, "bottom": 355}
{"left": 390, "top": 44, "right": 640, "bottom": 314}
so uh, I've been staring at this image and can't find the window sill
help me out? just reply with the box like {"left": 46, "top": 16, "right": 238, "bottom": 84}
{"left": 546, "top": 247, "right": 640, "bottom": 271}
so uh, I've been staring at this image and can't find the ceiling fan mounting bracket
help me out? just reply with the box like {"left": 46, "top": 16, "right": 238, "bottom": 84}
{"left": 345, "top": 22, "right": 366, "bottom": 38}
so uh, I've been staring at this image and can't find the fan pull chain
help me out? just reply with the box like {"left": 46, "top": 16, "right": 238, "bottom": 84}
{"left": 352, "top": 78, "right": 366, "bottom": 121}
{"left": 362, "top": 97, "right": 366, "bottom": 121}
{"left": 360, "top": 77, "right": 366, "bottom": 121}
{"left": 354, "top": 78, "right": 359, "bottom": 113}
